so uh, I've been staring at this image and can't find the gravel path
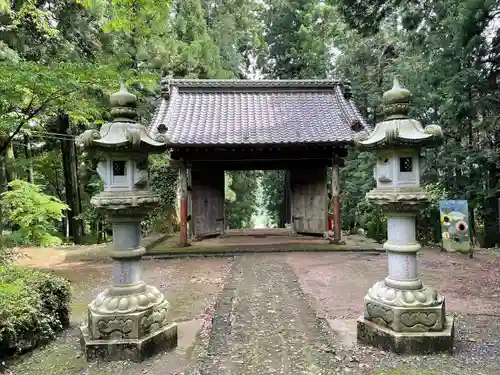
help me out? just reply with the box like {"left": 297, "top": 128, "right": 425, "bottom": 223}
{"left": 191, "top": 254, "right": 340, "bottom": 375}
{"left": 186, "top": 251, "right": 500, "bottom": 375}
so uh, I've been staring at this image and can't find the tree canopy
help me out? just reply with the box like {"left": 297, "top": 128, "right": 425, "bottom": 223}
{"left": 0, "top": 0, "right": 498, "bottom": 248}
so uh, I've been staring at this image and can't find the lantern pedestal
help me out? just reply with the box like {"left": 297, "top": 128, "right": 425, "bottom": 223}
{"left": 79, "top": 198, "right": 178, "bottom": 362}
{"left": 356, "top": 189, "right": 454, "bottom": 354}
{"left": 357, "top": 316, "right": 454, "bottom": 354}
{"left": 81, "top": 322, "right": 177, "bottom": 363}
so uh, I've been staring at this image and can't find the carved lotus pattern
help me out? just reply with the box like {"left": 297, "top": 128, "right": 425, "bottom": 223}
{"left": 368, "top": 281, "right": 443, "bottom": 308}
{"left": 90, "top": 284, "right": 165, "bottom": 314}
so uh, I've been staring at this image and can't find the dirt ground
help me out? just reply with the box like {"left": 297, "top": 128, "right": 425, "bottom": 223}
{"left": 287, "top": 249, "right": 500, "bottom": 374}
{"left": 5, "top": 245, "right": 500, "bottom": 375}
{"left": 8, "top": 245, "right": 232, "bottom": 375}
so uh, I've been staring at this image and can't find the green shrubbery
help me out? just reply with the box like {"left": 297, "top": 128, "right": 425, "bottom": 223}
{"left": 1, "top": 180, "right": 68, "bottom": 247}
{"left": 148, "top": 156, "right": 179, "bottom": 233}
{"left": 0, "top": 265, "right": 71, "bottom": 356}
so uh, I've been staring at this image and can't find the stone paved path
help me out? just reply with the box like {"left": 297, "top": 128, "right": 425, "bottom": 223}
{"left": 194, "top": 254, "right": 339, "bottom": 375}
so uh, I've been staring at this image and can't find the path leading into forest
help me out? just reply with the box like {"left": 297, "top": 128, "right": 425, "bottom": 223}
{"left": 193, "top": 254, "right": 340, "bottom": 375}
{"left": 185, "top": 251, "right": 500, "bottom": 375}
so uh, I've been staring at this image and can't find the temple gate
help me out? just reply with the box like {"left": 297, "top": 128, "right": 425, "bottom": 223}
{"left": 149, "top": 79, "right": 368, "bottom": 246}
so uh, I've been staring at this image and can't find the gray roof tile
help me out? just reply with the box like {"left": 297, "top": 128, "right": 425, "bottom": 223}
{"left": 149, "top": 79, "right": 368, "bottom": 146}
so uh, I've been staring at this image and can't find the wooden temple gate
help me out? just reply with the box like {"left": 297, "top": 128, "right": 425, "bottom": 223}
{"left": 149, "top": 79, "right": 367, "bottom": 246}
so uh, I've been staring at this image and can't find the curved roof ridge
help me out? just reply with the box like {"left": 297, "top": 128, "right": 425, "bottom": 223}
{"left": 163, "top": 78, "right": 346, "bottom": 91}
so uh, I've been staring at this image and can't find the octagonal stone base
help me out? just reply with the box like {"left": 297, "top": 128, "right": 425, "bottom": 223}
{"left": 80, "top": 323, "right": 177, "bottom": 362}
{"left": 357, "top": 315, "right": 454, "bottom": 354}
{"left": 365, "top": 297, "right": 447, "bottom": 333}
{"left": 364, "top": 282, "right": 447, "bottom": 332}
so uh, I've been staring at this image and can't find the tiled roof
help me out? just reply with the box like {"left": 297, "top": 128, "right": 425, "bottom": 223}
{"left": 149, "top": 79, "right": 368, "bottom": 147}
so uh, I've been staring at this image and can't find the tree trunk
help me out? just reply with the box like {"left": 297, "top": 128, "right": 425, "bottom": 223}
{"left": 483, "top": 160, "right": 499, "bottom": 248}
{"left": 24, "top": 134, "right": 34, "bottom": 183}
{"left": 0, "top": 148, "right": 6, "bottom": 237}
{"left": 58, "top": 113, "right": 84, "bottom": 244}
{"left": 5, "top": 142, "right": 17, "bottom": 182}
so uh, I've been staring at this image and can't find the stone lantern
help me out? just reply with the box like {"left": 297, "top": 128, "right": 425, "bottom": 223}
{"left": 356, "top": 78, "right": 454, "bottom": 354}
{"left": 76, "top": 80, "right": 177, "bottom": 362}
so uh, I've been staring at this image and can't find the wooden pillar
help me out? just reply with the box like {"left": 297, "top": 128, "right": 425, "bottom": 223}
{"left": 187, "top": 167, "right": 193, "bottom": 240}
{"left": 332, "top": 157, "right": 341, "bottom": 243}
{"left": 179, "top": 161, "right": 189, "bottom": 247}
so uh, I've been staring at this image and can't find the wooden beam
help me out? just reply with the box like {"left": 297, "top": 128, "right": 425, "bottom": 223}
{"left": 170, "top": 145, "right": 349, "bottom": 163}
{"left": 189, "top": 159, "right": 332, "bottom": 171}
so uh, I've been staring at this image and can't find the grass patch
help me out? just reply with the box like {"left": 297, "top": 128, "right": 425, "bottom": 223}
{"left": 69, "top": 286, "right": 90, "bottom": 323}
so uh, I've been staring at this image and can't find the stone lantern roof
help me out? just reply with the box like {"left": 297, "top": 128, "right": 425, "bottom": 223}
{"left": 356, "top": 77, "right": 443, "bottom": 150}
{"left": 76, "top": 80, "right": 167, "bottom": 153}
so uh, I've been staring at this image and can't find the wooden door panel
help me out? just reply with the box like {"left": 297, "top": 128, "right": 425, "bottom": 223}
{"left": 191, "top": 168, "right": 224, "bottom": 238}
{"left": 290, "top": 167, "right": 327, "bottom": 234}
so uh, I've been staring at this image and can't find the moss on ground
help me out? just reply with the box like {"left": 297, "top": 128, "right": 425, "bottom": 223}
{"left": 8, "top": 340, "right": 89, "bottom": 375}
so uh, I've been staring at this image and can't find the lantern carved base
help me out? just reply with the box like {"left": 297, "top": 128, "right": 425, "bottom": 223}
{"left": 357, "top": 315, "right": 454, "bottom": 355}
{"left": 365, "top": 281, "right": 446, "bottom": 331}
{"left": 80, "top": 323, "right": 177, "bottom": 363}
{"left": 80, "top": 283, "right": 178, "bottom": 362}
{"left": 357, "top": 281, "right": 454, "bottom": 354}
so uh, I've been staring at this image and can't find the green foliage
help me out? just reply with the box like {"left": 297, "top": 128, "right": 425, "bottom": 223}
{"left": 331, "top": 0, "right": 500, "bottom": 247}
{"left": 225, "top": 171, "right": 260, "bottom": 229}
{"left": 203, "top": 0, "right": 265, "bottom": 77}
{"left": 0, "top": 265, "right": 70, "bottom": 356}
{"left": 32, "top": 149, "right": 64, "bottom": 200}
{"left": 260, "top": 0, "right": 338, "bottom": 79}
{"left": 147, "top": 155, "right": 179, "bottom": 233}
{"left": 260, "top": 170, "right": 285, "bottom": 226}
{"left": 1, "top": 0, "right": 499, "bottom": 249}
{"left": 172, "top": 0, "right": 230, "bottom": 78}
{"left": 224, "top": 174, "right": 237, "bottom": 202}
{"left": 0, "top": 236, "right": 16, "bottom": 265}
{"left": 340, "top": 150, "right": 376, "bottom": 232}
{"left": 1, "top": 180, "right": 68, "bottom": 246}
{"left": 355, "top": 199, "right": 387, "bottom": 243}
{"left": 418, "top": 182, "right": 449, "bottom": 244}
{"left": 0, "top": 59, "right": 122, "bottom": 157}
{"left": 2, "top": 231, "right": 33, "bottom": 248}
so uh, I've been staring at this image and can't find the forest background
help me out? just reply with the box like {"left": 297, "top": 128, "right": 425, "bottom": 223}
{"left": 0, "top": 0, "right": 499, "bottom": 248}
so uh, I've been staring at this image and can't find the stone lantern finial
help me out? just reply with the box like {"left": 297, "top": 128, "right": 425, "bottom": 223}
{"left": 109, "top": 79, "right": 138, "bottom": 122}
{"left": 356, "top": 77, "right": 443, "bottom": 151}
{"left": 382, "top": 76, "right": 412, "bottom": 120}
